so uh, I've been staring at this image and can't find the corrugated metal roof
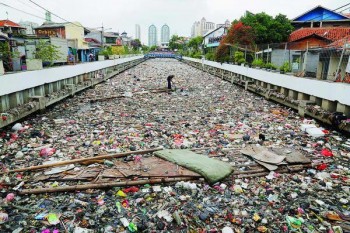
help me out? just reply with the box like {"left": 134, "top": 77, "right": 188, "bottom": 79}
{"left": 292, "top": 5, "right": 350, "bottom": 22}
{"left": 35, "top": 22, "right": 67, "bottom": 29}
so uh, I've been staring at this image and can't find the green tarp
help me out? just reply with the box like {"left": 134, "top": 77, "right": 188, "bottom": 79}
{"left": 154, "top": 149, "right": 234, "bottom": 184}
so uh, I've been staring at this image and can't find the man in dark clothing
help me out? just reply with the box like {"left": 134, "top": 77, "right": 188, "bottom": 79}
{"left": 167, "top": 75, "right": 174, "bottom": 90}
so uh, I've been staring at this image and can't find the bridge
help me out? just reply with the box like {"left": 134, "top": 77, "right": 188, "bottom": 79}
{"left": 144, "top": 52, "right": 182, "bottom": 60}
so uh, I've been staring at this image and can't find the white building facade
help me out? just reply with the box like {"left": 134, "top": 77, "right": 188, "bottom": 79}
{"left": 19, "top": 21, "right": 39, "bottom": 35}
{"left": 191, "top": 18, "right": 230, "bottom": 37}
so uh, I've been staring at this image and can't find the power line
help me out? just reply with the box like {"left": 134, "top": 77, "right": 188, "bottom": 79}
{"left": 333, "top": 2, "right": 350, "bottom": 12}
{"left": 15, "top": 0, "right": 45, "bottom": 14}
{"left": 0, "top": 2, "right": 46, "bottom": 20}
{"left": 302, "top": 6, "right": 350, "bottom": 25}
{"left": 28, "top": 0, "right": 86, "bottom": 29}
{"left": 298, "top": 3, "right": 350, "bottom": 23}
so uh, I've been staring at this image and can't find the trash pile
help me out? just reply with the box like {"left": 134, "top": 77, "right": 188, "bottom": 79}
{"left": 0, "top": 58, "right": 350, "bottom": 232}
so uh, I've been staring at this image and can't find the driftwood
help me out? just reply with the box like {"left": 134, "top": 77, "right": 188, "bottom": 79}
{"left": 1, "top": 147, "right": 163, "bottom": 174}
{"left": 235, "top": 164, "right": 312, "bottom": 178}
{"left": 19, "top": 177, "right": 197, "bottom": 195}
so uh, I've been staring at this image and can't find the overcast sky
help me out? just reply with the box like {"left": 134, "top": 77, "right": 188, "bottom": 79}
{"left": 0, "top": 0, "right": 347, "bottom": 45}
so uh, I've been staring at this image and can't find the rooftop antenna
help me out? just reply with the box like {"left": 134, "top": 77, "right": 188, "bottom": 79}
{"left": 6, "top": 11, "right": 8, "bottom": 20}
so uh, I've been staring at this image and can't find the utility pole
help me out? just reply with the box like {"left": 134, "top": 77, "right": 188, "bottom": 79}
{"left": 336, "top": 43, "right": 345, "bottom": 81}
{"left": 101, "top": 23, "right": 104, "bottom": 48}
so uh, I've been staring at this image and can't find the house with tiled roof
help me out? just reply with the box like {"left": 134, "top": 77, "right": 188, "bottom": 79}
{"left": 287, "top": 27, "right": 350, "bottom": 80}
{"left": 0, "top": 20, "right": 26, "bottom": 32}
{"left": 281, "top": 6, "right": 350, "bottom": 80}
{"left": 0, "top": 19, "right": 26, "bottom": 44}
{"left": 288, "top": 27, "right": 350, "bottom": 50}
{"left": 326, "top": 35, "right": 350, "bottom": 49}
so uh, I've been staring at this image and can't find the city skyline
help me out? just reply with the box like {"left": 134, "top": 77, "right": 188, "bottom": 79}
{"left": 0, "top": 0, "right": 340, "bottom": 45}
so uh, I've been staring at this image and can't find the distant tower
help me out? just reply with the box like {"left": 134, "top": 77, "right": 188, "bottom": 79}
{"left": 148, "top": 24, "right": 157, "bottom": 46}
{"left": 200, "top": 17, "right": 206, "bottom": 35}
{"left": 225, "top": 19, "right": 231, "bottom": 28}
{"left": 135, "top": 24, "right": 141, "bottom": 41}
{"left": 45, "top": 11, "right": 52, "bottom": 23}
{"left": 161, "top": 24, "right": 170, "bottom": 47}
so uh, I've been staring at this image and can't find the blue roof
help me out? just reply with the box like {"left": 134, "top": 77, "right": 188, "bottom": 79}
{"left": 293, "top": 6, "right": 349, "bottom": 22}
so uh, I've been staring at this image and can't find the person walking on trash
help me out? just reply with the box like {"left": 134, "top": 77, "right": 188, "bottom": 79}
{"left": 167, "top": 75, "right": 175, "bottom": 90}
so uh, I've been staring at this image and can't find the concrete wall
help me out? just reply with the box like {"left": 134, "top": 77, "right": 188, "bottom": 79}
{"left": 0, "top": 56, "right": 145, "bottom": 128}
{"left": 26, "top": 59, "right": 43, "bottom": 71}
{"left": 0, "top": 56, "right": 143, "bottom": 96}
{"left": 183, "top": 57, "right": 350, "bottom": 132}
{"left": 186, "top": 57, "right": 350, "bottom": 106}
{"left": 304, "top": 52, "right": 319, "bottom": 75}
{"left": 271, "top": 49, "right": 301, "bottom": 69}
{"left": 0, "top": 60, "right": 4, "bottom": 75}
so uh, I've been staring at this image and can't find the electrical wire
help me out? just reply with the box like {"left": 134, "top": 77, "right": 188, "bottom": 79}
{"left": 1, "top": 1, "right": 105, "bottom": 34}
{"left": 15, "top": 0, "right": 45, "bottom": 14}
{"left": 28, "top": 0, "right": 87, "bottom": 29}
{"left": 0, "top": 2, "right": 46, "bottom": 20}
{"left": 295, "top": 3, "right": 350, "bottom": 23}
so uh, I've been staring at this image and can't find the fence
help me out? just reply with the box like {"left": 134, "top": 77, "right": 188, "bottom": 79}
{"left": 218, "top": 40, "right": 350, "bottom": 82}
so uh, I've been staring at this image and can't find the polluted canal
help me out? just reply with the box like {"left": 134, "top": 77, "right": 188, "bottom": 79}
{"left": 0, "top": 58, "right": 350, "bottom": 232}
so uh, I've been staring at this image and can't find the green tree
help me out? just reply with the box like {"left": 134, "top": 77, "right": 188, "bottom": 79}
{"left": 169, "top": 35, "right": 185, "bottom": 51}
{"left": 100, "top": 46, "right": 114, "bottom": 56}
{"left": 141, "top": 45, "right": 149, "bottom": 53}
{"left": 238, "top": 12, "right": 293, "bottom": 44}
{"left": 234, "top": 51, "right": 245, "bottom": 64}
{"left": 131, "top": 39, "right": 141, "bottom": 51}
{"left": 215, "top": 22, "right": 255, "bottom": 62}
{"left": 124, "top": 45, "right": 130, "bottom": 54}
{"left": 0, "top": 41, "right": 19, "bottom": 71}
{"left": 149, "top": 45, "right": 157, "bottom": 51}
{"left": 34, "top": 40, "right": 60, "bottom": 65}
{"left": 205, "top": 51, "right": 215, "bottom": 61}
{"left": 188, "top": 36, "right": 203, "bottom": 52}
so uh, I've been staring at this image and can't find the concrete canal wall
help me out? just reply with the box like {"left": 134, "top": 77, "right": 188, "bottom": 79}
{"left": 0, "top": 56, "right": 145, "bottom": 128}
{"left": 183, "top": 57, "right": 350, "bottom": 132}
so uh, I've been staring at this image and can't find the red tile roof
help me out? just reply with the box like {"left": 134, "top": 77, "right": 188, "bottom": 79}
{"left": 85, "top": 38, "right": 100, "bottom": 43}
{"left": 0, "top": 20, "right": 24, "bottom": 28}
{"left": 326, "top": 35, "right": 350, "bottom": 48}
{"left": 289, "top": 27, "right": 350, "bottom": 42}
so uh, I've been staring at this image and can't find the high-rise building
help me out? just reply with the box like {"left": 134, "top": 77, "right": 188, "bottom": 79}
{"left": 135, "top": 24, "right": 141, "bottom": 41}
{"left": 161, "top": 24, "right": 170, "bottom": 47}
{"left": 191, "top": 21, "right": 201, "bottom": 37}
{"left": 216, "top": 20, "right": 231, "bottom": 29}
{"left": 200, "top": 18, "right": 215, "bottom": 36}
{"left": 191, "top": 18, "right": 229, "bottom": 37}
{"left": 148, "top": 24, "right": 157, "bottom": 46}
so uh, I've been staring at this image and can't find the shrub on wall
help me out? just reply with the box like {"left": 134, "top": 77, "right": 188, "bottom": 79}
{"left": 251, "top": 58, "right": 264, "bottom": 68}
